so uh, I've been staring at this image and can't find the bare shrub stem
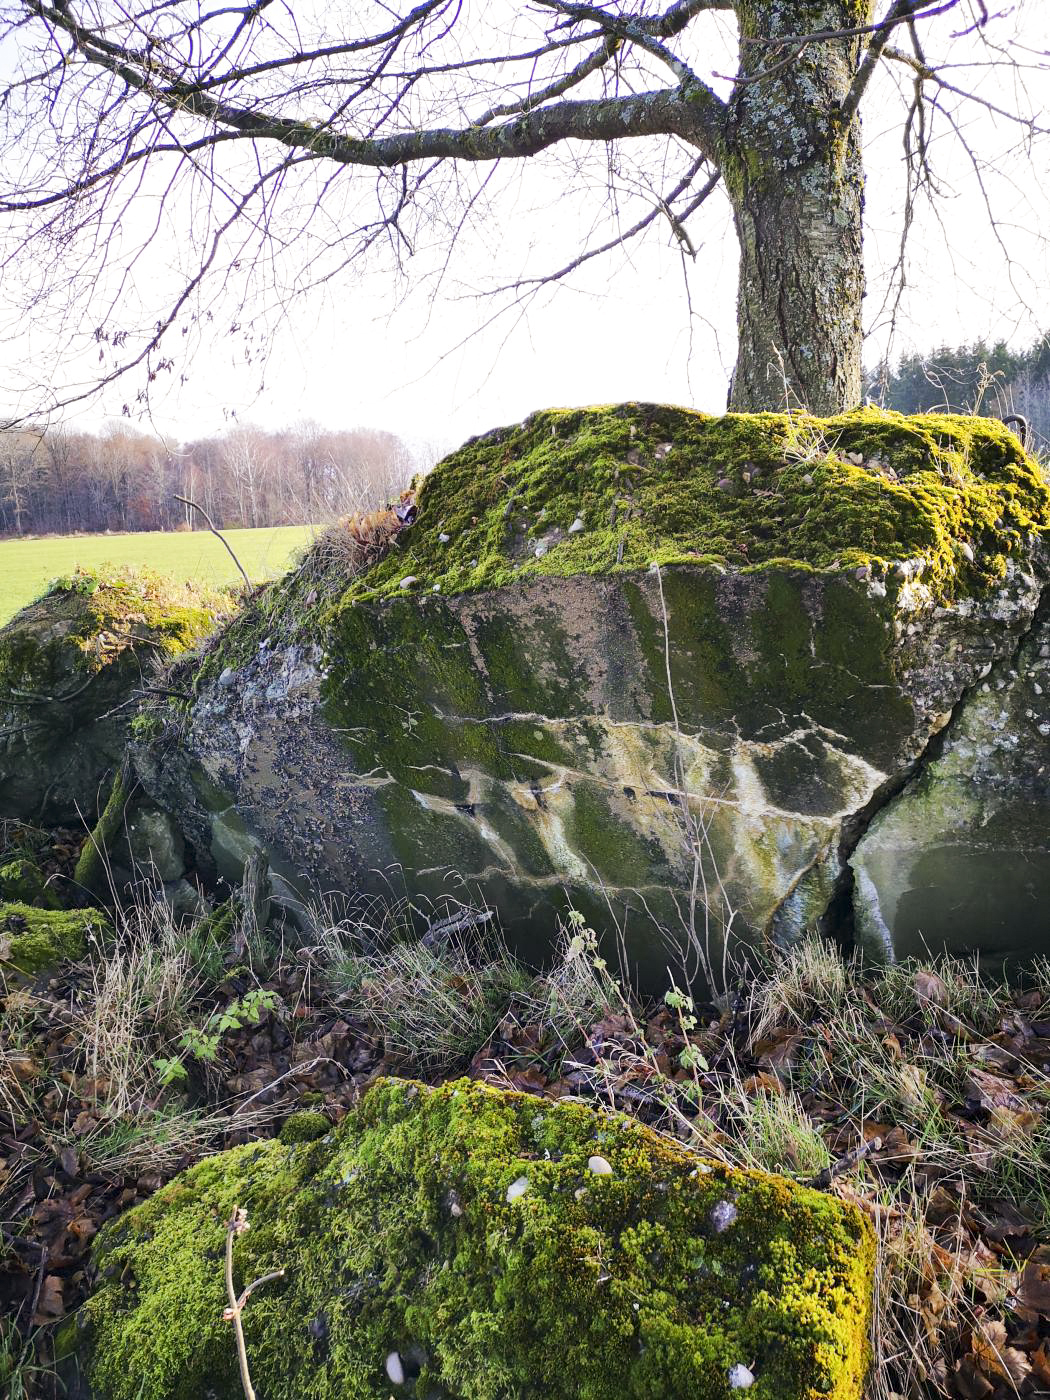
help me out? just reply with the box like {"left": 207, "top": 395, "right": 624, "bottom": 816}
{"left": 223, "top": 1206, "right": 285, "bottom": 1400}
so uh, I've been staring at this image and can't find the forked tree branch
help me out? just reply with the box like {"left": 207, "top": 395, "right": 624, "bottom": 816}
{"left": 19, "top": 0, "right": 728, "bottom": 165}
{"left": 223, "top": 1207, "right": 285, "bottom": 1400}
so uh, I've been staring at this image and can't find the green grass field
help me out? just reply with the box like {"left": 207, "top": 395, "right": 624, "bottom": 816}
{"left": 0, "top": 525, "right": 314, "bottom": 624}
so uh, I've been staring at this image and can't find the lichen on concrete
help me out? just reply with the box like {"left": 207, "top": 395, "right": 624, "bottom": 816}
{"left": 80, "top": 1077, "right": 874, "bottom": 1400}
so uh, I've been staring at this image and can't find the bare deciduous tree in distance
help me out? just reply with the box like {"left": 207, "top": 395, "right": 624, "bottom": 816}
{"left": 0, "top": 1, "right": 1045, "bottom": 421}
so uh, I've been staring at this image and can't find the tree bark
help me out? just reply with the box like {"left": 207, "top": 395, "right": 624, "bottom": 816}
{"left": 726, "top": 2, "right": 872, "bottom": 414}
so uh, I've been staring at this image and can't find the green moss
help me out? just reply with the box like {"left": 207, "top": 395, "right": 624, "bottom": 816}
{"left": 0, "top": 902, "right": 109, "bottom": 975}
{"left": 563, "top": 783, "right": 665, "bottom": 889}
{"left": 337, "top": 406, "right": 1047, "bottom": 609}
{"left": 73, "top": 757, "right": 131, "bottom": 896}
{"left": 0, "top": 567, "right": 224, "bottom": 695}
{"left": 195, "top": 406, "right": 1047, "bottom": 709}
{"left": 279, "top": 1111, "right": 331, "bottom": 1145}
{"left": 0, "top": 858, "right": 61, "bottom": 908}
{"left": 82, "top": 1077, "right": 874, "bottom": 1400}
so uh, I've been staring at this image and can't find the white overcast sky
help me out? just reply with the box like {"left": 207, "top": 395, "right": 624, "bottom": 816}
{"left": 3, "top": 2, "right": 1049, "bottom": 457}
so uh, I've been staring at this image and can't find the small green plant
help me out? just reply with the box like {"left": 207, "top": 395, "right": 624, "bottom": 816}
{"left": 46, "top": 568, "right": 101, "bottom": 597}
{"left": 664, "top": 983, "right": 709, "bottom": 1072}
{"left": 153, "top": 987, "right": 279, "bottom": 1084}
{"left": 180, "top": 988, "right": 279, "bottom": 1064}
{"left": 0, "top": 1323, "right": 54, "bottom": 1400}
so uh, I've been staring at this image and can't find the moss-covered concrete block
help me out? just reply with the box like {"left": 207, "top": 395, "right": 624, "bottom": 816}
{"left": 0, "top": 569, "right": 227, "bottom": 825}
{"left": 79, "top": 1077, "right": 875, "bottom": 1400}
{"left": 0, "top": 902, "right": 109, "bottom": 977}
{"left": 130, "top": 406, "right": 1050, "bottom": 975}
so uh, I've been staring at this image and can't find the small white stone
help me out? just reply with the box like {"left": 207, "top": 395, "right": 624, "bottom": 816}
{"left": 438, "top": 532, "right": 450, "bottom": 543}
{"left": 431, "top": 584, "right": 441, "bottom": 592}
{"left": 655, "top": 442, "right": 673, "bottom": 459}
{"left": 587, "top": 1155, "right": 613, "bottom": 1176}
{"left": 958, "top": 541, "right": 975, "bottom": 563}
{"left": 385, "top": 1351, "right": 405, "bottom": 1385}
{"left": 398, "top": 576, "right": 417, "bottom": 589}
{"left": 506, "top": 1175, "right": 530, "bottom": 1203}
{"left": 710, "top": 1199, "right": 738, "bottom": 1233}
{"left": 574, "top": 1186, "right": 588, "bottom": 1201}
{"left": 729, "top": 1363, "right": 755, "bottom": 1389}
{"left": 568, "top": 516, "right": 585, "bottom": 534}
{"left": 534, "top": 539, "right": 550, "bottom": 559}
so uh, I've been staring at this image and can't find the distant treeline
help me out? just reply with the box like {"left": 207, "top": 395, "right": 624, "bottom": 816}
{"left": 870, "top": 333, "right": 1050, "bottom": 452}
{"left": 0, "top": 421, "right": 417, "bottom": 538}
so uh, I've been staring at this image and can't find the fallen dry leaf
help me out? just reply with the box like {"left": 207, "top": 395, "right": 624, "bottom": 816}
{"left": 1019, "top": 1258, "right": 1050, "bottom": 1320}
{"left": 32, "top": 1273, "right": 65, "bottom": 1325}
{"left": 914, "top": 970, "right": 949, "bottom": 1007}
{"left": 970, "top": 1319, "right": 1032, "bottom": 1385}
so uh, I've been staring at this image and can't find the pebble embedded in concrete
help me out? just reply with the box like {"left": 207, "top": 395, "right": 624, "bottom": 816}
{"left": 385, "top": 1351, "right": 405, "bottom": 1385}
{"left": 710, "top": 1199, "right": 738, "bottom": 1233}
{"left": 506, "top": 1175, "right": 530, "bottom": 1202}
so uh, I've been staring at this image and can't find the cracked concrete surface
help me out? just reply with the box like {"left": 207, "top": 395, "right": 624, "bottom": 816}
{"left": 131, "top": 556, "right": 1050, "bottom": 980}
{"left": 850, "top": 572, "right": 1050, "bottom": 964}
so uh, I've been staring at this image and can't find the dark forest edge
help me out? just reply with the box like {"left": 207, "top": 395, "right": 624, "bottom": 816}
{"left": 870, "top": 331, "right": 1050, "bottom": 454}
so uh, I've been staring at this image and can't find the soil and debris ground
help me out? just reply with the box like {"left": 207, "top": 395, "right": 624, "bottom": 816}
{"left": 1, "top": 870, "right": 1047, "bottom": 1398}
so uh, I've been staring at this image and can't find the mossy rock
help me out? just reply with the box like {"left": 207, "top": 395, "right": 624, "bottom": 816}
{"left": 0, "top": 568, "right": 228, "bottom": 825}
{"left": 345, "top": 403, "right": 1048, "bottom": 605}
{"left": 130, "top": 407, "right": 1050, "bottom": 977}
{"left": 78, "top": 1077, "right": 874, "bottom": 1400}
{"left": 0, "top": 857, "right": 61, "bottom": 908}
{"left": 0, "top": 902, "right": 109, "bottom": 977}
{"left": 278, "top": 1109, "right": 330, "bottom": 1144}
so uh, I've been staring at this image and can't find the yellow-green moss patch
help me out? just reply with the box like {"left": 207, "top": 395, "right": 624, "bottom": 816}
{"left": 0, "top": 857, "right": 61, "bottom": 907}
{"left": 1, "top": 566, "right": 233, "bottom": 824}
{"left": 344, "top": 405, "right": 1048, "bottom": 607}
{"left": 0, "top": 902, "right": 109, "bottom": 975}
{"left": 0, "top": 566, "right": 225, "bottom": 690}
{"left": 81, "top": 1077, "right": 874, "bottom": 1400}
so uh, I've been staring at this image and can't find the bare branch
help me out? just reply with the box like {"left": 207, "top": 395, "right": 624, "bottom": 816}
{"left": 842, "top": 0, "right": 960, "bottom": 123}
{"left": 173, "top": 493, "right": 252, "bottom": 588}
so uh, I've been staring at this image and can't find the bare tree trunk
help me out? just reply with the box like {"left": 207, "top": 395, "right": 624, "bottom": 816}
{"left": 727, "top": 1, "right": 870, "bottom": 415}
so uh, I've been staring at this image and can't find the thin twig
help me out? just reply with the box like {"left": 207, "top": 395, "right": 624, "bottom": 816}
{"left": 173, "top": 494, "right": 253, "bottom": 590}
{"left": 223, "top": 1206, "right": 285, "bottom": 1400}
{"left": 808, "top": 1135, "right": 882, "bottom": 1191}
{"left": 228, "top": 1056, "right": 347, "bottom": 1116}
